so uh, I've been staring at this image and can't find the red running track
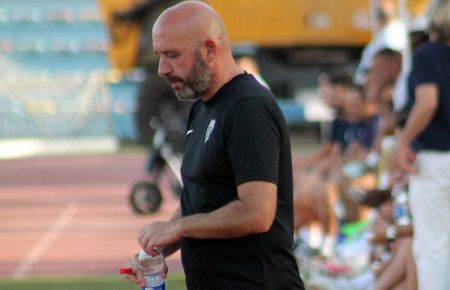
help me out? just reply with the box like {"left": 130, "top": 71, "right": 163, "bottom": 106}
{"left": 0, "top": 153, "right": 182, "bottom": 279}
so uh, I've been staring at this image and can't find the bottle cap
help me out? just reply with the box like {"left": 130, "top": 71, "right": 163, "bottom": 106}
{"left": 118, "top": 267, "right": 133, "bottom": 274}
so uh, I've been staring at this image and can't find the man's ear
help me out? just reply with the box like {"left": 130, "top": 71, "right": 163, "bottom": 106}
{"left": 205, "top": 40, "right": 216, "bottom": 63}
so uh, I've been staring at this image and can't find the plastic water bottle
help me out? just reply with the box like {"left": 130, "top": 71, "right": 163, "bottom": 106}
{"left": 391, "top": 183, "right": 411, "bottom": 226}
{"left": 139, "top": 249, "right": 165, "bottom": 290}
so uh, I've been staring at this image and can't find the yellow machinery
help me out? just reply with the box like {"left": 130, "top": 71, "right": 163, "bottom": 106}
{"left": 98, "top": 0, "right": 143, "bottom": 72}
{"left": 209, "top": 0, "right": 428, "bottom": 47}
{"left": 98, "top": 0, "right": 429, "bottom": 72}
{"left": 97, "top": 0, "right": 430, "bottom": 139}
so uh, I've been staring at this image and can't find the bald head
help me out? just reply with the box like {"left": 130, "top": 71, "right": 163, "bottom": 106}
{"left": 153, "top": 1, "right": 229, "bottom": 49}
{"left": 152, "top": 1, "right": 242, "bottom": 101}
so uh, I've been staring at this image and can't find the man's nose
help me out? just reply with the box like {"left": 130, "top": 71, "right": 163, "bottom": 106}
{"left": 158, "top": 57, "right": 171, "bottom": 77}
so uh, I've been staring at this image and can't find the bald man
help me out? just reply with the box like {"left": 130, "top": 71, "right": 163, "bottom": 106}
{"left": 124, "top": 2, "right": 305, "bottom": 289}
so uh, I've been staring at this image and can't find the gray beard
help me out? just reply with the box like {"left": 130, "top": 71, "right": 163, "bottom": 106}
{"left": 173, "top": 52, "right": 212, "bottom": 101}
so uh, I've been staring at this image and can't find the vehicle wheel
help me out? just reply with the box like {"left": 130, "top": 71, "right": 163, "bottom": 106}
{"left": 129, "top": 182, "right": 163, "bottom": 214}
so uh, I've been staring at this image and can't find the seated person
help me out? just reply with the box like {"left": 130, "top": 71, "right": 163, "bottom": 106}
{"left": 308, "top": 181, "right": 416, "bottom": 290}
{"left": 293, "top": 84, "right": 379, "bottom": 255}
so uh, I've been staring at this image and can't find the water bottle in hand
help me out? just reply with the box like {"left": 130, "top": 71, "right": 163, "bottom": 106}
{"left": 139, "top": 249, "right": 165, "bottom": 290}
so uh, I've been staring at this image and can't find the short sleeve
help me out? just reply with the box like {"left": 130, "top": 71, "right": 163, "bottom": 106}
{"left": 225, "top": 97, "right": 281, "bottom": 186}
{"left": 410, "top": 50, "right": 438, "bottom": 89}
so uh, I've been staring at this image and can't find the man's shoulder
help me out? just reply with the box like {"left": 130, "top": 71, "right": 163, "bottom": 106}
{"left": 414, "top": 41, "right": 449, "bottom": 59}
{"left": 229, "top": 73, "right": 273, "bottom": 99}
{"left": 207, "top": 73, "right": 282, "bottom": 129}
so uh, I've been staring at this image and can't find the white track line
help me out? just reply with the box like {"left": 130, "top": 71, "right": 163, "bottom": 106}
{"left": 13, "top": 203, "right": 78, "bottom": 279}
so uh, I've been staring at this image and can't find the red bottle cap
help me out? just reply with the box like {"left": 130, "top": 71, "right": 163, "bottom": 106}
{"left": 118, "top": 267, "right": 133, "bottom": 274}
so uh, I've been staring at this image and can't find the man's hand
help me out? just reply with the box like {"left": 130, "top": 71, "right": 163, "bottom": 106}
{"left": 122, "top": 252, "right": 169, "bottom": 287}
{"left": 138, "top": 220, "right": 182, "bottom": 256}
{"left": 123, "top": 253, "right": 145, "bottom": 288}
{"left": 396, "top": 143, "right": 417, "bottom": 174}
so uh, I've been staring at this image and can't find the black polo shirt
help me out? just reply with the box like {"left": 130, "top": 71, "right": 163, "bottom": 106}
{"left": 179, "top": 73, "right": 304, "bottom": 290}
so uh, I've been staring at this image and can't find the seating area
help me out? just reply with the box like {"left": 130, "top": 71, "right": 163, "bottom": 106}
{"left": 0, "top": 0, "right": 139, "bottom": 141}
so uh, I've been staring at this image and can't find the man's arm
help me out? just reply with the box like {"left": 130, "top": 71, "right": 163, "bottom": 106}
{"left": 181, "top": 181, "right": 276, "bottom": 238}
{"left": 138, "top": 180, "right": 276, "bottom": 253}
{"left": 396, "top": 84, "right": 438, "bottom": 173}
{"left": 159, "top": 206, "right": 182, "bottom": 257}
{"left": 307, "top": 143, "right": 333, "bottom": 166}
{"left": 292, "top": 142, "right": 332, "bottom": 170}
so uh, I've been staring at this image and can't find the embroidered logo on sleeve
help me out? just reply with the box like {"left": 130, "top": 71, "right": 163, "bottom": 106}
{"left": 205, "top": 119, "right": 216, "bottom": 143}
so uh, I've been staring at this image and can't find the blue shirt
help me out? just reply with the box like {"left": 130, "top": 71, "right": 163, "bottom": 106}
{"left": 327, "top": 116, "right": 378, "bottom": 152}
{"left": 408, "top": 41, "right": 450, "bottom": 151}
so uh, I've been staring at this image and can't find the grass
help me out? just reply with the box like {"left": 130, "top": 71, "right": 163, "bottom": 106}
{"left": 0, "top": 274, "right": 186, "bottom": 290}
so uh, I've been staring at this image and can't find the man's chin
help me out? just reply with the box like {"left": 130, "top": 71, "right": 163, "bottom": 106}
{"left": 175, "top": 94, "right": 199, "bottom": 102}
{"left": 175, "top": 89, "right": 199, "bottom": 102}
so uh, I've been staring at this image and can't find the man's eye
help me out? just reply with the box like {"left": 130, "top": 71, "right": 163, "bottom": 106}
{"left": 166, "top": 53, "right": 178, "bottom": 59}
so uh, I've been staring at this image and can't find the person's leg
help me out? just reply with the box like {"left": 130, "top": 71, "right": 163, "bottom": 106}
{"left": 409, "top": 152, "right": 450, "bottom": 290}
{"left": 316, "top": 181, "right": 340, "bottom": 257}
{"left": 323, "top": 180, "right": 339, "bottom": 236}
{"left": 293, "top": 171, "right": 322, "bottom": 231}
{"left": 373, "top": 238, "right": 411, "bottom": 290}
{"left": 405, "top": 238, "right": 417, "bottom": 290}
{"left": 337, "top": 173, "right": 361, "bottom": 222}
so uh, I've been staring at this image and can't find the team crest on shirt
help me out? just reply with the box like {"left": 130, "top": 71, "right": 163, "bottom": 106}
{"left": 205, "top": 119, "right": 216, "bottom": 143}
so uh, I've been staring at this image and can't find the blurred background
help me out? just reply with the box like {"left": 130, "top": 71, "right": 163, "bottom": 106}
{"left": 0, "top": 0, "right": 431, "bottom": 289}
